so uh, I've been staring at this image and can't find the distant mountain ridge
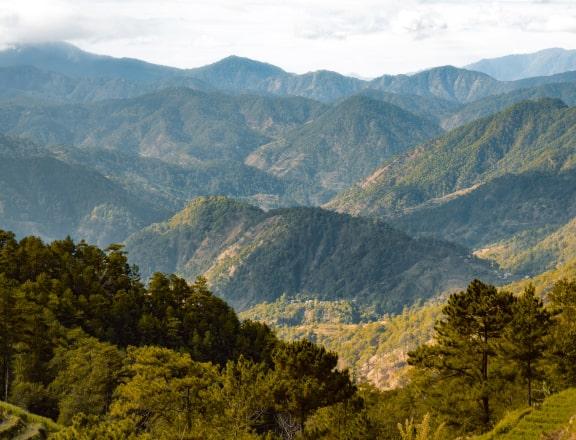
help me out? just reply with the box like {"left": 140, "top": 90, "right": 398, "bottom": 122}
{"left": 5, "top": 42, "right": 576, "bottom": 104}
{"left": 467, "top": 47, "right": 576, "bottom": 81}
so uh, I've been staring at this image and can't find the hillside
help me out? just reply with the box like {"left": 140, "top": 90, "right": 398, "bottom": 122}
{"left": 394, "top": 170, "right": 576, "bottom": 251}
{"left": 328, "top": 99, "right": 576, "bottom": 221}
{"left": 124, "top": 196, "right": 499, "bottom": 311}
{"left": 0, "top": 135, "right": 168, "bottom": 246}
{"left": 0, "top": 401, "right": 60, "bottom": 439}
{"left": 467, "top": 47, "right": 576, "bottom": 81}
{"left": 0, "top": 41, "right": 182, "bottom": 82}
{"left": 245, "top": 255, "right": 576, "bottom": 391}
{"left": 443, "top": 82, "right": 576, "bottom": 129}
{"left": 246, "top": 96, "right": 442, "bottom": 203}
{"left": 356, "top": 89, "right": 462, "bottom": 123}
{"left": 475, "top": 216, "right": 576, "bottom": 277}
{"left": 0, "top": 87, "right": 327, "bottom": 163}
{"left": 369, "top": 65, "right": 499, "bottom": 102}
{"left": 473, "top": 388, "right": 576, "bottom": 440}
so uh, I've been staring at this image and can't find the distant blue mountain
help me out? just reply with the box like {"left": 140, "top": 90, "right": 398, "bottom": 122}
{"left": 0, "top": 41, "right": 182, "bottom": 82}
{"left": 466, "top": 48, "right": 576, "bottom": 81}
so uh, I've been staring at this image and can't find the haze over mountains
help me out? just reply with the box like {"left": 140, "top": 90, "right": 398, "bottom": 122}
{"left": 3, "top": 41, "right": 576, "bottom": 312}
{"left": 466, "top": 48, "right": 576, "bottom": 81}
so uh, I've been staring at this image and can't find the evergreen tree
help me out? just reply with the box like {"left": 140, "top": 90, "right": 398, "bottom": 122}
{"left": 502, "top": 285, "right": 552, "bottom": 406}
{"left": 271, "top": 339, "right": 356, "bottom": 434}
{"left": 408, "top": 280, "right": 515, "bottom": 430}
{"left": 0, "top": 275, "right": 27, "bottom": 402}
{"left": 548, "top": 279, "right": 576, "bottom": 388}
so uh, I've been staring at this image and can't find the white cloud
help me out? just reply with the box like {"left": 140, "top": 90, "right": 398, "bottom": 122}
{"left": 0, "top": 0, "right": 575, "bottom": 76}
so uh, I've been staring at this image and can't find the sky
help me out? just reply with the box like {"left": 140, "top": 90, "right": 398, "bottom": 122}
{"left": 1, "top": 0, "right": 576, "bottom": 77}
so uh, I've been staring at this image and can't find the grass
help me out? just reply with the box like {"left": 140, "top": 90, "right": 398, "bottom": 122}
{"left": 0, "top": 401, "right": 61, "bottom": 433}
{"left": 472, "top": 388, "right": 576, "bottom": 440}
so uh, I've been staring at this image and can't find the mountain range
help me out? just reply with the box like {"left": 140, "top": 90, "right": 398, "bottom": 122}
{"left": 2, "top": 41, "right": 576, "bottom": 306}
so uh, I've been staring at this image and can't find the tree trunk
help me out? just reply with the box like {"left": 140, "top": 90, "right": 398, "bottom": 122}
{"left": 527, "top": 359, "right": 532, "bottom": 407}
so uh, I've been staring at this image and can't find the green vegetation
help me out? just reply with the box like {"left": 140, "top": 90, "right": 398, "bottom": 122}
{"left": 477, "top": 216, "right": 576, "bottom": 277}
{"left": 329, "top": 98, "right": 576, "bottom": 219}
{"left": 0, "top": 135, "right": 169, "bottom": 247}
{"left": 246, "top": 95, "right": 441, "bottom": 203}
{"left": 0, "top": 401, "right": 61, "bottom": 438}
{"left": 1, "top": 231, "right": 576, "bottom": 439}
{"left": 125, "top": 196, "right": 497, "bottom": 311}
{"left": 473, "top": 388, "right": 576, "bottom": 439}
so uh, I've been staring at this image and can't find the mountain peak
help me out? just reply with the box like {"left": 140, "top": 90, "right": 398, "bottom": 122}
{"left": 190, "top": 55, "right": 286, "bottom": 80}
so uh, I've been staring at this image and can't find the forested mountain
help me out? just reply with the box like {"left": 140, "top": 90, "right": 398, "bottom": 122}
{"left": 0, "top": 88, "right": 326, "bottom": 161}
{"left": 467, "top": 47, "right": 576, "bottom": 81}
{"left": 355, "top": 89, "right": 462, "bottom": 123}
{"left": 4, "top": 43, "right": 576, "bottom": 106}
{"left": 328, "top": 98, "right": 576, "bottom": 218}
{"left": 245, "top": 96, "right": 441, "bottom": 203}
{"left": 443, "top": 82, "right": 576, "bottom": 129}
{"left": 124, "top": 196, "right": 498, "bottom": 311}
{"left": 0, "top": 135, "right": 168, "bottom": 246}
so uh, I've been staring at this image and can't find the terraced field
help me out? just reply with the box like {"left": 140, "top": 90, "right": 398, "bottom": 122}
{"left": 0, "top": 402, "right": 60, "bottom": 439}
{"left": 475, "top": 388, "right": 576, "bottom": 440}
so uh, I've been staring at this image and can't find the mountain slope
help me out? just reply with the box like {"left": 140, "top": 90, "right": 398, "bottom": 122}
{"left": 356, "top": 89, "right": 462, "bottom": 123}
{"left": 443, "top": 82, "right": 576, "bottom": 129}
{"left": 0, "top": 135, "right": 168, "bottom": 246}
{"left": 475, "top": 215, "right": 576, "bottom": 277}
{"left": 394, "top": 170, "right": 576, "bottom": 251}
{"left": 328, "top": 98, "right": 576, "bottom": 218}
{"left": 124, "top": 196, "right": 499, "bottom": 311}
{"left": 0, "top": 88, "right": 325, "bottom": 165}
{"left": 245, "top": 96, "right": 442, "bottom": 203}
{"left": 0, "top": 41, "right": 182, "bottom": 82}
{"left": 368, "top": 66, "right": 499, "bottom": 102}
{"left": 467, "top": 47, "right": 576, "bottom": 81}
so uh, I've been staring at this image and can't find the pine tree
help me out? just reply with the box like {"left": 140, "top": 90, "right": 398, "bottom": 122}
{"left": 0, "top": 275, "right": 27, "bottom": 402}
{"left": 408, "top": 280, "right": 515, "bottom": 430}
{"left": 502, "top": 285, "right": 552, "bottom": 406}
{"left": 548, "top": 279, "right": 576, "bottom": 387}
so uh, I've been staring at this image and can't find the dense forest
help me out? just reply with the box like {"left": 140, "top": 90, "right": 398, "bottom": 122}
{"left": 0, "top": 230, "right": 575, "bottom": 439}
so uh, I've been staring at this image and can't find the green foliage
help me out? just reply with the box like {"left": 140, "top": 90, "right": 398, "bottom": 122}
{"left": 126, "top": 197, "right": 497, "bottom": 312}
{"left": 502, "top": 285, "right": 553, "bottom": 406}
{"left": 397, "top": 414, "right": 446, "bottom": 440}
{"left": 246, "top": 95, "right": 441, "bottom": 203}
{"left": 49, "top": 331, "right": 124, "bottom": 425}
{"left": 472, "top": 388, "right": 576, "bottom": 440}
{"left": 547, "top": 280, "right": 576, "bottom": 388}
{"left": 409, "top": 280, "right": 517, "bottom": 431}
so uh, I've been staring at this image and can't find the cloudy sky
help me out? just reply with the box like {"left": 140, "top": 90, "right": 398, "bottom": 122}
{"left": 0, "top": 0, "right": 575, "bottom": 77}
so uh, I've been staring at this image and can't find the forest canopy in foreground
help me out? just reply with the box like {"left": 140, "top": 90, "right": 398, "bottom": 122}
{"left": 0, "top": 230, "right": 576, "bottom": 439}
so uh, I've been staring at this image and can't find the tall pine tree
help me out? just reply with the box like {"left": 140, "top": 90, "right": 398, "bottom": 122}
{"left": 502, "top": 285, "right": 552, "bottom": 406}
{"left": 408, "top": 280, "right": 515, "bottom": 430}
